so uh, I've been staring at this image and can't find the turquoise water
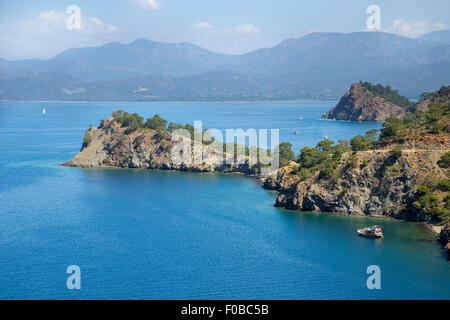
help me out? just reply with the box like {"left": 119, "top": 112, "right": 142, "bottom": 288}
{"left": 0, "top": 101, "right": 448, "bottom": 299}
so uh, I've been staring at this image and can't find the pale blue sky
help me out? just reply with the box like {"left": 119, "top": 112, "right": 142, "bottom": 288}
{"left": 0, "top": 0, "right": 449, "bottom": 60}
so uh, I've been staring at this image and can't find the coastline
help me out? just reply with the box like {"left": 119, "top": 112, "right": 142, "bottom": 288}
{"left": 427, "top": 223, "right": 444, "bottom": 236}
{"left": 61, "top": 102, "right": 450, "bottom": 259}
{"left": 62, "top": 162, "right": 442, "bottom": 241}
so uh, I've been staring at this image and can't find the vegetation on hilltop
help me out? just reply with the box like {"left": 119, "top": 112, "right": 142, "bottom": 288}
{"left": 349, "top": 129, "right": 379, "bottom": 151}
{"left": 379, "top": 103, "right": 450, "bottom": 141}
{"left": 106, "top": 110, "right": 201, "bottom": 138}
{"left": 420, "top": 85, "right": 450, "bottom": 101}
{"left": 104, "top": 110, "right": 274, "bottom": 164}
{"left": 359, "top": 81, "right": 412, "bottom": 108}
{"left": 289, "top": 138, "right": 352, "bottom": 183}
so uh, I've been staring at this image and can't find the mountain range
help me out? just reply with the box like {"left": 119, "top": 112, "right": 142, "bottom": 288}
{"left": 1, "top": 31, "right": 450, "bottom": 101}
{"left": 418, "top": 29, "right": 450, "bottom": 45}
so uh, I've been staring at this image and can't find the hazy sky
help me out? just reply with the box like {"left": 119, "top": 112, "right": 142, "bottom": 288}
{"left": 0, "top": 0, "right": 449, "bottom": 60}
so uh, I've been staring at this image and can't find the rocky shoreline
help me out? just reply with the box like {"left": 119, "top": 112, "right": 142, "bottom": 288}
{"left": 63, "top": 117, "right": 263, "bottom": 175}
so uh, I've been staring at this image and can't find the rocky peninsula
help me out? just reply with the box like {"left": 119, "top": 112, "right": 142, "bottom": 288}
{"left": 322, "top": 82, "right": 408, "bottom": 121}
{"left": 323, "top": 83, "right": 450, "bottom": 123}
{"left": 64, "top": 113, "right": 263, "bottom": 175}
{"left": 65, "top": 89, "right": 450, "bottom": 257}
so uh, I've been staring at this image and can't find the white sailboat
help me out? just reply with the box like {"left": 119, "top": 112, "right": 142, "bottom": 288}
{"left": 42, "top": 106, "right": 46, "bottom": 114}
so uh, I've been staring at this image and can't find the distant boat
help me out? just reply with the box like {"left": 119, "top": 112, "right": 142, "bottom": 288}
{"left": 294, "top": 130, "right": 298, "bottom": 134}
{"left": 42, "top": 106, "right": 46, "bottom": 114}
{"left": 298, "top": 116, "right": 303, "bottom": 120}
{"left": 324, "top": 135, "right": 328, "bottom": 139}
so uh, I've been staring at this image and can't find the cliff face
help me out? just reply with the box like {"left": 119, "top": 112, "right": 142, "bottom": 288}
{"left": 438, "top": 224, "right": 450, "bottom": 258}
{"left": 265, "top": 137, "right": 449, "bottom": 222}
{"left": 64, "top": 118, "right": 260, "bottom": 174}
{"left": 322, "top": 84, "right": 406, "bottom": 121}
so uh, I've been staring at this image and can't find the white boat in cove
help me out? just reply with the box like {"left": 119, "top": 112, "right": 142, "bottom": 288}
{"left": 42, "top": 106, "right": 46, "bottom": 114}
{"left": 357, "top": 225, "right": 384, "bottom": 238}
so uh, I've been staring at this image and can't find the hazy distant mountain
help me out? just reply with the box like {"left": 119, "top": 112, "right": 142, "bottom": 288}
{"left": 1, "top": 32, "right": 449, "bottom": 100}
{"left": 223, "top": 32, "right": 450, "bottom": 75}
{"left": 0, "top": 39, "right": 233, "bottom": 82}
{"left": 419, "top": 30, "right": 450, "bottom": 45}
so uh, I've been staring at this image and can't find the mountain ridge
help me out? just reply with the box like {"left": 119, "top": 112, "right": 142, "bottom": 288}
{"left": 1, "top": 31, "right": 450, "bottom": 100}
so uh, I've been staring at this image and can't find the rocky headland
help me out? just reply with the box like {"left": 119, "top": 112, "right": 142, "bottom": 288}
{"left": 64, "top": 115, "right": 262, "bottom": 175}
{"left": 322, "top": 82, "right": 408, "bottom": 121}
{"left": 322, "top": 83, "right": 450, "bottom": 122}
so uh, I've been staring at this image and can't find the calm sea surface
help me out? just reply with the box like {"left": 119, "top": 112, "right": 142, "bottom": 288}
{"left": 0, "top": 101, "right": 448, "bottom": 299}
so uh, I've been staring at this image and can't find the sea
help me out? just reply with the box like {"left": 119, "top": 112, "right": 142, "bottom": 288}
{"left": 0, "top": 101, "right": 448, "bottom": 299}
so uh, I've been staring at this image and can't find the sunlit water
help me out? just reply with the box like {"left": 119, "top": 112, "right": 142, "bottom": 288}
{"left": 0, "top": 101, "right": 448, "bottom": 299}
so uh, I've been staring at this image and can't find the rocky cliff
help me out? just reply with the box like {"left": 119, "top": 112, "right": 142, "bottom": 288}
{"left": 64, "top": 117, "right": 261, "bottom": 175}
{"left": 322, "top": 83, "right": 406, "bottom": 121}
{"left": 267, "top": 100, "right": 450, "bottom": 227}
{"left": 264, "top": 144, "right": 448, "bottom": 220}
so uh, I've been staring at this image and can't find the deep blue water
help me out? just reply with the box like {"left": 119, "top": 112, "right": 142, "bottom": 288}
{"left": 0, "top": 101, "right": 448, "bottom": 299}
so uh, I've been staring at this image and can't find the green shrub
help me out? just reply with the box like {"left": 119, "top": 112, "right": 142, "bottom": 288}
{"left": 112, "top": 110, "right": 144, "bottom": 129}
{"left": 414, "top": 185, "right": 440, "bottom": 212}
{"left": 386, "top": 163, "right": 402, "bottom": 176}
{"left": 350, "top": 129, "right": 378, "bottom": 151}
{"left": 444, "top": 195, "right": 450, "bottom": 208}
{"left": 407, "top": 185, "right": 444, "bottom": 221}
{"left": 291, "top": 166, "right": 311, "bottom": 180}
{"left": 318, "top": 166, "right": 339, "bottom": 182}
{"left": 434, "top": 208, "right": 450, "bottom": 224}
{"left": 82, "top": 135, "right": 92, "bottom": 149}
{"left": 346, "top": 154, "right": 358, "bottom": 168}
{"left": 144, "top": 114, "right": 168, "bottom": 131}
{"left": 278, "top": 142, "right": 295, "bottom": 167}
{"left": 416, "top": 185, "right": 430, "bottom": 196}
{"left": 436, "top": 180, "right": 450, "bottom": 192}
{"left": 359, "top": 81, "right": 412, "bottom": 108}
{"left": 437, "top": 152, "right": 450, "bottom": 168}
{"left": 379, "top": 117, "right": 404, "bottom": 140}
{"left": 389, "top": 147, "right": 402, "bottom": 159}
{"left": 292, "top": 138, "right": 351, "bottom": 183}
{"left": 429, "top": 121, "right": 443, "bottom": 134}
{"left": 124, "top": 127, "right": 137, "bottom": 135}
